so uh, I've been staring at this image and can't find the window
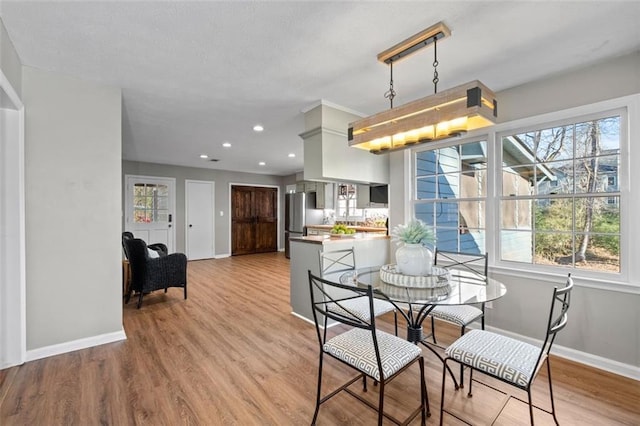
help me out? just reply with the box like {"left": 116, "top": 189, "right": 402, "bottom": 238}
{"left": 500, "top": 113, "right": 621, "bottom": 272}
{"left": 413, "top": 140, "right": 487, "bottom": 253}
{"left": 133, "top": 183, "right": 170, "bottom": 223}
{"left": 336, "top": 184, "right": 363, "bottom": 220}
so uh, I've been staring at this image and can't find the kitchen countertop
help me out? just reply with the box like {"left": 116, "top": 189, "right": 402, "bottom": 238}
{"left": 290, "top": 234, "right": 390, "bottom": 245}
{"left": 306, "top": 224, "right": 388, "bottom": 232}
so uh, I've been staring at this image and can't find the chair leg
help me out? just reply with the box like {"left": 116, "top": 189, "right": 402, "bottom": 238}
{"left": 547, "top": 358, "right": 559, "bottom": 425}
{"left": 164, "top": 287, "right": 168, "bottom": 293}
{"left": 439, "top": 359, "right": 448, "bottom": 426}
{"left": 393, "top": 310, "right": 398, "bottom": 336}
{"left": 430, "top": 316, "right": 438, "bottom": 344}
{"left": 124, "top": 289, "right": 132, "bottom": 304}
{"left": 419, "top": 357, "right": 430, "bottom": 420}
{"left": 528, "top": 388, "right": 535, "bottom": 425}
{"left": 377, "top": 380, "right": 385, "bottom": 426}
{"left": 459, "top": 325, "right": 466, "bottom": 388}
{"left": 184, "top": 284, "right": 188, "bottom": 300}
{"left": 136, "top": 292, "right": 144, "bottom": 309}
{"left": 467, "top": 367, "right": 474, "bottom": 397}
{"left": 311, "top": 353, "right": 324, "bottom": 425}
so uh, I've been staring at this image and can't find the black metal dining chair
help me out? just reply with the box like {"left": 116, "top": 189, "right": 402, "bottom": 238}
{"left": 429, "top": 249, "right": 488, "bottom": 385}
{"left": 308, "top": 270, "right": 429, "bottom": 425}
{"left": 319, "top": 248, "right": 398, "bottom": 335}
{"left": 439, "top": 273, "right": 573, "bottom": 425}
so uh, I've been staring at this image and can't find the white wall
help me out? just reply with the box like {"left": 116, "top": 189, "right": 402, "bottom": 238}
{"left": 0, "top": 17, "right": 21, "bottom": 97}
{"left": 0, "top": 16, "right": 26, "bottom": 369}
{"left": 23, "top": 66, "right": 124, "bottom": 354}
{"left": 390, "top": 51, "right": 640, "bottom": 378}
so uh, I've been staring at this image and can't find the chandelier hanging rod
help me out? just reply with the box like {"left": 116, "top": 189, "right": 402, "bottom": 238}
{"left": 377, "top": 21, "right": 451, "bottom": 65}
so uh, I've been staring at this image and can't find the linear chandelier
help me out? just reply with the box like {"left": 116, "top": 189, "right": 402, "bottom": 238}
{"left": 348, "top": 22, "right": 498, "bottom": 154}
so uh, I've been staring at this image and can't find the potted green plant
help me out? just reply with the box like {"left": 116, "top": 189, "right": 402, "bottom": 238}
{"left": 391, "top": 219, "right": 435, "bottom": 276}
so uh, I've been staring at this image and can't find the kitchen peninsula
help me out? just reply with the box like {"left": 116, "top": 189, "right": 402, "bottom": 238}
{"left": 289, "top": 234, "right": 390, "bottom": 322}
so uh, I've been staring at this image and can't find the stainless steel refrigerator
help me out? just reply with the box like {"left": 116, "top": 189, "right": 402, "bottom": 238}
{"left": 285, "top": 192, "right": 323, "bottom": 258}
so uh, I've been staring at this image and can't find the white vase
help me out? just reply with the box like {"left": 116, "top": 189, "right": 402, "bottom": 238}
{"left": 395, "top": 243, "right": 433, "bottom": 276}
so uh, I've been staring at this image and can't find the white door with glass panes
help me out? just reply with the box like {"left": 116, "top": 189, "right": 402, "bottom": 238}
{"left": 125, "top": 175, "right": 176, "bottom": 253}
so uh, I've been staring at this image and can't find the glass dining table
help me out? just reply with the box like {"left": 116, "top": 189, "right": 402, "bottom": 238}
{"left": 338, "top": 265, "right": 507, "bottom": 389}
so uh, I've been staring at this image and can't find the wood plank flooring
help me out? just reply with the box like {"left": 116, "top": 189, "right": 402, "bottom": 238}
{"left": 1, "top": 252, "right": 638, "bottom": 425}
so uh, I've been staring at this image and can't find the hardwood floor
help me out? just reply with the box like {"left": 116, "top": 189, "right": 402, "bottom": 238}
{"left": 1, "top": 252, "right": 638, "bottom": 425}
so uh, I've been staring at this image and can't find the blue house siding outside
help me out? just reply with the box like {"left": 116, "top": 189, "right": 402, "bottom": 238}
{"left": 415, "top": 147, "right": 482, "bottom": 254}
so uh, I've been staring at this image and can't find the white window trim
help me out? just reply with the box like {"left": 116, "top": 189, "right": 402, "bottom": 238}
{"left": 407, "top": 93, "right": 640, "bottom": 293}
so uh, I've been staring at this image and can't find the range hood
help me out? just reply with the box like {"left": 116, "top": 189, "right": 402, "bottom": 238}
{"left": 300, "top": 101, "right": 389, "bottom": 184}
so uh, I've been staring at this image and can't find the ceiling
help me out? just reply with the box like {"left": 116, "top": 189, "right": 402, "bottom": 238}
{"left": 1, "top": 1, "right": 639, "bottom": 176}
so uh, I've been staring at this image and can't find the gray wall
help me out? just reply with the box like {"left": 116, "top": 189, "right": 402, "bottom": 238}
{"left": 389, "top": 51, "right": 640, "bottom": 370}
{"left": 0, "top": 17, "right": 21, "bottom": 97}
{"left": 23, "top": 66, "right": 123, "bottom": 350}
{"left": 123, "top": 161, "right": 292, "bottom": 256}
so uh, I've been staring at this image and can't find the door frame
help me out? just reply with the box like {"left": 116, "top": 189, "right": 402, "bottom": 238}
{"left": 185, "top": 179, "right": 215, "bottom": 260}
{"left": 228, "top": 183, "right": 280, "bottom": 256}
{"left": 0, "top": 70, "right": 26, "bottom": 369}
{"left": 124, "top": 175, "right": 176, "bottom": 252}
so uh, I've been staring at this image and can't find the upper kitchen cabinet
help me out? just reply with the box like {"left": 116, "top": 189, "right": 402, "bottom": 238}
{"left": 300, "top": 101, "right": 389, "bottom": 184}
{"left": 356, "top": 184, "right": 389, "bottom": 209}
{"left": 295, "top": 181, "right": 317, "bottom": 193}
{"left": 356, "top": 184, "right": 370, "bottom": 209}
{"left": 295, "top": 180, "right": 334, "bottom": 209}
{"left": 315, "top": 182, "right": 334, "bottom": 209}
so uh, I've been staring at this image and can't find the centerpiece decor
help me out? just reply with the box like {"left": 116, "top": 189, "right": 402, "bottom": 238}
{"left": 391, "top": 219, "right": 434, "bottom": 276}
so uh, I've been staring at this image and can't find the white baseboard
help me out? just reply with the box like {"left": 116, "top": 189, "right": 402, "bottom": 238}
{"left": 291, "top": 311, "right": 339, "bottom": 329}
{"left": 291, "top": 311, "right": 315, "bottom": 325}
{"left": 485, "top": 325, "right": 639, "bottom": 381}
{"left": 26, "top": 329, "right": 127, "bottom": 362}
{"left": 215, "top": 253, "right": 231, "bottom": 259}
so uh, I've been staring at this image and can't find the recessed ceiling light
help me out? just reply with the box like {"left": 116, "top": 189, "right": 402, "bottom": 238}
{"left": 253, "top": 124, "right": 264, "bottom": 132}
{"left": 288, "top": 153, "right": 296, "bottom": 158}
{"left": 259, "top": 161, "right": 266, "bottom": 166}
{"left": 222, "top": 142, "right": 231, "bottom": 148}
{"left": 199, "top": 154, "right": 208, "bottom": 159}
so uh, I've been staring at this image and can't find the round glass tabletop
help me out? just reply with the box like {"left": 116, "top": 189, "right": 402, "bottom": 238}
{"left": 340, "top": 266, "right": 507, "bottom": 306}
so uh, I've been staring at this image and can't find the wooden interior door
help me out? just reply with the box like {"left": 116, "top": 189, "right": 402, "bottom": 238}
{"left": 231, "top": 186, "right": 277, "bottom": 255}
{"left": 254, "top": 187, "right": 278, "bottom": 253}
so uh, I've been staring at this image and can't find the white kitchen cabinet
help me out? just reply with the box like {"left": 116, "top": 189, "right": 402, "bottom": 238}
{"left": 296, "top": 181, "right": 318, "bottom": 193}
{"left": 315, "top": 183, "right": 334, "bottom": 209}
{"left": 356, "top": 184, "right": 370, "bottom": 209}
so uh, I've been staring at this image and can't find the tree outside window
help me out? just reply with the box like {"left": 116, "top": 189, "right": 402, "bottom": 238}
{"left": 500, "top": 115, "right": 621, "bottom": 272}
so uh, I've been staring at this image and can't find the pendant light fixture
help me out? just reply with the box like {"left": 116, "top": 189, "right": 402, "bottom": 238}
{"left": 348, "top": 22, "right": 498, "bottom": 154}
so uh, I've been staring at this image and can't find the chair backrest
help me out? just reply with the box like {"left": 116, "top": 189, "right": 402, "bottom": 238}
{"left": 123, "top": 238, "right": 150, "bottom": 267}
{"left": 122, "top": 231, "right": 135, "bottom": 260}
{"left": 318, "top": 248, "right": 356, "bottom": 278}
{"left": 434, "top": 249, "right": 488, "bottom": 278}
{"left": 308, "top": 270, "right": 387, "bottom": 378}
{"left": 540, "top": 273, "right": 574, "bottom": 358}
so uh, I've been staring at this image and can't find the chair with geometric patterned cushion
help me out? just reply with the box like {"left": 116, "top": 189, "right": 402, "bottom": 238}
{"left": 439, "top": 274, "right": 573, "bottom": 425}
{"left": 319, "top": 248, "right": 398, "bottom": 336}
{"left": 308, "top": 271, "right": 429, "bottom": 425}
{"left": 429, "top": 249, "right": 488, "bottom": 385}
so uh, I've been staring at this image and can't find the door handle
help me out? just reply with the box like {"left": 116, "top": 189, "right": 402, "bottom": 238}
{"left": 189, "top": 224, "right": 193, "bottom": 228}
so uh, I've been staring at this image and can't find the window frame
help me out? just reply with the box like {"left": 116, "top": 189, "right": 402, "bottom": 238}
{"left": 408, "top": 94, "right": 638, "bottom": 291}
{"left": 496, "top": 108, "right": 625, "bottom": 277}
